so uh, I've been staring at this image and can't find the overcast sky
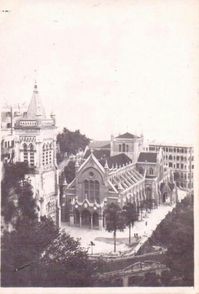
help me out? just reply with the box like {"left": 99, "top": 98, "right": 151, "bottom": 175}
{"left": 0, "top": 0, "right": 198, "bottom": 144}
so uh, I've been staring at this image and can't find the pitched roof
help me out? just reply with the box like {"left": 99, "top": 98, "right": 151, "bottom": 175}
{"left": 137, "top": 152, "right": 158, "bottom": 163}
{"left": 27, "top": 84, "right": 46, "bottom": 119}
{"left": 77, "top": 152, "right": 105, "bottom": 175}
{"left": 84, "top": 149, "right": 110, "bottom": 160}
{"left": 108, "top": 166, "right": 144, "bottom": 193}
{"left": 107, "top": 153, "right": 132, "bottom": 168}
{"left": 116, "top": 132, "right": 140, "bottom": 139}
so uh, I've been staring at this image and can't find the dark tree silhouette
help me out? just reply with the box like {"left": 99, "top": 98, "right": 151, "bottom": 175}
{"left": 1, "top": 162, "right": 38, "bottom": 226}
{"left": 123, "top": 202, "right": 137, "bottom": 245}
{"left": 64, "top": 160, "right": 75, "bottom": 183}
{"left": 104, "top": 203, "right": 126, "bottom": 253}
{"left": 57, "top": 128, "right": 90, "bottom": 162}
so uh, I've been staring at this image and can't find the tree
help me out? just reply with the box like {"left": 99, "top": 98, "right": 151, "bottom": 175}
{"left": 36, "top": 231, "right": 94, "bottom": 287}
{"left": 104, "top": 203, "right": 126, "bottom": 253}
{"left": 57, "top": 128, "right": 90, "bottom": 162}
{"left": 1, "top": 162, "right": 94, "bottom": 287}
{"left": 145, "top": 195, "right": 194, "bottom": 286}
{"left": 1, "top": 215, "right": 94, "bottom": 287}
{"left": 123, "top": 202, "right": 137, "bottom": 245}
{"left": 64, "top": 160, "right": 75, "bottom": 183}
{"left": 1, "top": 162, "right": 38, "bottom": 227}
{"left": 1, "top": 217, "right": 59, "bottom": 286}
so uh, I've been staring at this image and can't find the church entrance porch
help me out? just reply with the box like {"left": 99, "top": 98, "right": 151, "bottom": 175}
{"left": 74, "top": 209, "right": 80, "bottom": 225}
{"left": 93, "top": 212, "right": 99, "bottom": 228}
{"left": 82, "top": 209, "right": 91, "bottom": 227}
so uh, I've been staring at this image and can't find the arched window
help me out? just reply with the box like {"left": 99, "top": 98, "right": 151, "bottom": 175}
{"left": 23, "top": 143, "right": 28, "bottom": 162}
{"left": 42, "top": 144, "right": 46, "bottom": 166}
{"left": 29, "top": 143, "right": 35, "bottom": 167}
{"left": 46, "top": 143, "right": 49, "bottom": 165}
{"left": 42, "top": 142, "right": 53, "bottom": 166}
{"left": 90, "top": 180, "right": 95, "bottom": 202}
{"left": 49, "top": 143, "right": 53, "bottom": 164}
{"left": 84, "top": 180, "right": 89, "bottom": 198}
{"left": 122, "top": 143, "right": 125, "bottom": 152}
{"left": 84, "top": 180, "right": 100, "bottom": 203}
{"left": 95, "top": 180, "right": 100, "bottom": 203}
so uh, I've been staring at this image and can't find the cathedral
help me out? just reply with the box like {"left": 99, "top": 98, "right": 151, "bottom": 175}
{"left": 13, "top": 84, "right": 60, "bottom": 225}
{"left": 61, "top": 133, "right": 177, "bottom": 230}
{"left": 1, "top": 85, "right": 178, "bottom": 230}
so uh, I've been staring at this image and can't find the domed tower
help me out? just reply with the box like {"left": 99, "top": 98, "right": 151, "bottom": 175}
{"left": 14, "top": 83, "right": 60, "bottom": 225}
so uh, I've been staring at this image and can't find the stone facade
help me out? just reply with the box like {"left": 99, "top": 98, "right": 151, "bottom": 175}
{"left": 62, "top": 139, "right": 177, "bottom": 229}
{"left": 13, "top": 84, "right": 60, "bottom": 225}
{"left": 147, "top": 144, "right": 194, "bottom": 190}
{"left": 110, "top": 132, "right": 144, "bottom": 163}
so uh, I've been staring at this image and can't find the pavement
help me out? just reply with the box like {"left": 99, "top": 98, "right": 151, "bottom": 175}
{"left": 61, "top": 189, "right": 187, "bottom": 256}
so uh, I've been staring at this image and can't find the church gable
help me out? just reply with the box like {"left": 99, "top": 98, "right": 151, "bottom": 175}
{"left": 77, "top": 153, "right": 105, "bottom": 178}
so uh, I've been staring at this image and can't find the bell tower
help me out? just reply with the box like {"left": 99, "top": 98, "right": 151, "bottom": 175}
{"left": 14, "top": 83, "right": 60, "bottom": 225}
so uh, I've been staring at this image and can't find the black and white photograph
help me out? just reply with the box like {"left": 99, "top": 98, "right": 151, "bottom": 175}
{"left": 0, "top": 0, "right": 198, "bottom": 292}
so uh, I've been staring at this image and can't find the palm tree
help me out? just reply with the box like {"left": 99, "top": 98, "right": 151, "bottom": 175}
{"left": 104, "top": 203, "right": 126, "bottom": 253}
{"left": 123, "top": 202, "right": 137, "bottom": 245}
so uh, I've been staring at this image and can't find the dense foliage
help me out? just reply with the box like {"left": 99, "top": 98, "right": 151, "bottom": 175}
{"left": 57, "top": 128, "right": 90, "bottom": 162}
{"left": 1, "top": 162, "right": 94, "bottom": 287}
{"left": 138, "top": 195, "right": 194, "bottom": 286}
{"left": 64, "top": 160, "right": 75, "bottom": 183}
{"left": 1, "top": 162, "right": 38, "bottom": 226}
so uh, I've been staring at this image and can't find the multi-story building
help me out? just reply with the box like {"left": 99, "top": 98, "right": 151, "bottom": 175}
{"left": 1, "top": 103, "right": 27, "bottom": 162}
{"left": 146, "top": 143, "right": 194, "bottom": 190}
{"left": 110, "top": 132, "right": 144, "bottom": 163}
{"left": 1, "top": 84, "right": 60, "bottom": 225}
{"left": 62, "top": 133, "right": 177, "bottom": 230}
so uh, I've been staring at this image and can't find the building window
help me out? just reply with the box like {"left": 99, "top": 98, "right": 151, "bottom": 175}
{"left": 23, "top": 143, "right": 28, "bottom": 162}
{"left": 84, "top": 180, "right": 100, "bottom": 203}
{"left": 29, "top": 143, "right": 35, "bottom": 167}
{"left": 122, "top": 143, "right": 125, "bottom": 152}
{"left": 181, "top": 164, "right": 183, "bottom": 169}
{"left": 169, "top": 155, "right": 172, "bottom": 160}
{"left": 42, "top": 142, "right": 53, "bottom": 166}
{"left": 192, "top": 165, "right": 194, "bottom": 169}
{"left": 149, "top": 168, "right": 153, "bottom": 175}
{"left": 181, "top": 156, "right": 184, "bottom": 161}
{"left": 119, "top": 144, "right": 122, "bottom": 152}
{"left": 126, "top": 145, "right": 129, "bottom": 152}
{"left": 177, "top": 163, "right": 179, "bottom": 168}
{"left": 169, "top": 162, "right": 173, "bottom": 167}
{"left": 177, "top": 156, "right": 179, "bottom": 161}
{"left": 43, "top": 144, "right": 46, "bottom": 166}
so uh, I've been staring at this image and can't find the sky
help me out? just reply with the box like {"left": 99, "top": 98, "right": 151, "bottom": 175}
{"left": 0, "top": 0, "right": 199, "bottom": 144}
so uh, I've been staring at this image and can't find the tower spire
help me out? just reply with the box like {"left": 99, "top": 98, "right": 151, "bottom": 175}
{"left": 27, "top": 82, "right": 46, "bottom": 118}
